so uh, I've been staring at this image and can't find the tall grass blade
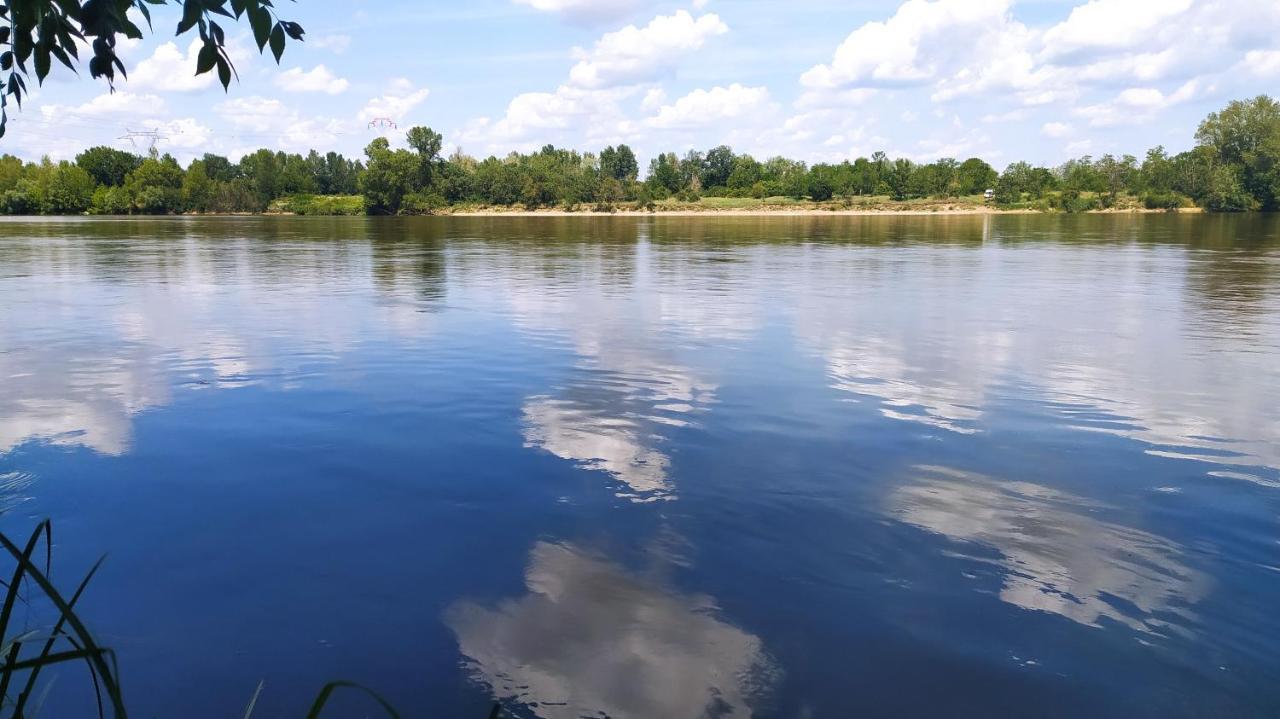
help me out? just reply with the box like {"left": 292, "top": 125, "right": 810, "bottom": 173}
{"left": 13, "top": 556, "right": 106, "bottom": 717}
{"left": 304, "top": 681, "right": 400, "bottom": 719}
{"left": 242, "top": 679, "right": 265, "bottom": 719}
{"left": 0, "top": 523, "right": 53, "bottom": 705}
{"left": 0, "top": 524, "right": 126, "bottom": 718}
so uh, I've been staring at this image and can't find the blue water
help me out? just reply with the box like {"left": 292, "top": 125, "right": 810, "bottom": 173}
{"left": 1, "top": 215, "right": 1278, "bottom": 718}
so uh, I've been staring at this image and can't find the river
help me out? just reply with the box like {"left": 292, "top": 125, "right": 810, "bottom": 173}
{"left": 1, "top": 214, "right": 1278, "bottom": 717}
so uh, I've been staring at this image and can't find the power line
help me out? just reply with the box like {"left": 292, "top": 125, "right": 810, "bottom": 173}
{"left": 118, "top": 128, "right": 167, "bottom": 154}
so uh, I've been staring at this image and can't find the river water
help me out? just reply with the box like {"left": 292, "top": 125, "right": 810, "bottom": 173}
{"left": 1, "top": 215, "right": 1278, "bottom": 718}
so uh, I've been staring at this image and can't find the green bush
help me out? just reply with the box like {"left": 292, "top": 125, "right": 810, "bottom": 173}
{"left": 1141, "top": 191, "right": 1187, "bottom": 210}
{"left": 269, "top": 194, "right": 366, "bottom": 216}
{"left": 90, "top": 186, "right": 132, "bottom": 215}
{"left": 400, "top": 191, "right": 446, "bottom": 215}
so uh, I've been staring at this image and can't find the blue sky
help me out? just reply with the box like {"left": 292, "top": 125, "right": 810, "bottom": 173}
{"left": 7, "top": 0, "right": 1280, "bottom": 169}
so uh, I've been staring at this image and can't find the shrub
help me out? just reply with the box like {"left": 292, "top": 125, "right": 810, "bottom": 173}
{"left": 1141, "top": 192, "right": 1187, "bottom": 210}
{"left": 269, "top": 194, "right": 366, "bottom": 216}
{"left": 90, "top": 186, "right": 132, "bottom": 215}
{"left": 400, "top": 191, "right": 447, "bottom": 215}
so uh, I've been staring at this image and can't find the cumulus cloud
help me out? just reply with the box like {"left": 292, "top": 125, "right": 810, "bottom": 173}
{"left": 156, "top": 118, "right": 214, "bottom": 150}
{"left": 275, "top": 65, "right": 350, "bottom": 95}
{"left": 646, "top": 84, "right": 771, "bottom": 129}
{"left": 513, "top": 0, "right": 643, "bottom": 24}
{"left": 567, "top": 10, "right": 728, "bottom": 88}
{"left": 310, "top": 34, "right": 352, "bottom": 53}
{"left": 1041, "top": 0, "right": 1195, "bottom": 63}
{"left": 40, "top": 91, "right": 168, "bottom": 120}
{"left": 128, "top": 39, "right": 217, "bottom": 92}
{"left": 801, "top": 0, "right": 1018, "bottom": 90}
{"left": 1074, "top": 80, "right": 1203, "bottom": 126}
{"left": 1042, "top": 121, "right": 1074, "bottom": 138}
{"left": 357, "top": 79, "right": 431, "bottom": 124}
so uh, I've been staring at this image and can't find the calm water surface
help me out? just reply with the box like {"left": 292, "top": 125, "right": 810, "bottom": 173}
{"left": 1, "top": 215, "right": 1278, "bottom": 717}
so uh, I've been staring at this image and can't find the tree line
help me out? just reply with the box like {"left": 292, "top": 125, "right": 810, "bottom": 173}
{"left": 1, "top": 96, "right": 1277, "bottom": 216}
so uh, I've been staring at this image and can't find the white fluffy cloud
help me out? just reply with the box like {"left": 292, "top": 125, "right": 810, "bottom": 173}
{"left": 275, "top": 65, "right": 350, "bottom": 95}
{"left": 647, "top": 84, "right": 771, "bottom": 129}
{"left": 310, "top": 34, "right": 352, "bottom": 53}
{"left": 803, "top": 0, "right": 1280, "bottom": 113}
{"left": 513, "top": 0, "right": 643, "bottom": 24}
{"left": 40, "top": 91, "right": 168, "bottom": 120}
{"left": 1042, "top": 121, "right": 1073, "bottom": 138}
{"left": 357, "top": 79, "right": 431, "bottom": 124}
{"left": 128, "top": 39, "right": 217, "bottom": 92}
{"left": 801, "top": 0, "right": 1017, "bottom": 90}
{"left": 1074, "top": 80, "right": 1203, "bottom": 126}
{"left": 1041, "top": 0, "right": 1195, "bottom": 63}
{"left": 568, "top": 10, "right": 728, "bottom": 88}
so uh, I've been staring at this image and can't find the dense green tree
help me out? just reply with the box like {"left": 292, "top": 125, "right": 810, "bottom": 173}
{"left": 201, "top": 154, "right": 239, "bottom": 183}
{"left": 646, "top": 152, "right": 682, "bottom": 196}
{"left": 46, "top": 162, "right": 94, "bottom": 213}
{"left": 182, "top": 159, "right": 215, "bottom": 212}
{"left": 0, "top": 154, "right": 23, "bottom": 193}
{"left": 956, "top": 158, "right": 997, "bottom": 195}
{"left": 124, "top": 155, "right": 184, "bottom": 214}
{"left": 360, "top": 138, "right": 420, "bottom": 214}
{"left": 885, "top": 158, "right": 915, "bottom": 201}
{"left": 727, "top": 155, "right": 762, "bottom": 194}
{"left": 600, "top": 145, "right": 639, "bottom": 183}
{"left": 1195, "top": 96, "right": 1280, "bottom": 209}
{"left": 701, "top": 145, "right": 735, "bottom": 191}
{"left": 75, "top": 146, "right": 142, "bottom": 187}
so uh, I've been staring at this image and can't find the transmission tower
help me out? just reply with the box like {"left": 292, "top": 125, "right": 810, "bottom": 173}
{"left": 118, "top": 128, "right": 166, "bottom": 155}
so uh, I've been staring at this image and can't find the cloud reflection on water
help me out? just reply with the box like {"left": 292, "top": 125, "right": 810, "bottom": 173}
{"left": 446, "top": 541, "right": 774, "bottom": 719}
{"left": 890, "top": 465, "right": 1207, "bottom": 634}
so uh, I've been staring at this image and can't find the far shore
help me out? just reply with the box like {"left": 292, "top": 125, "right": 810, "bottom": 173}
{"left": 436, "top": 206, "right": 1206, "bottom": 218}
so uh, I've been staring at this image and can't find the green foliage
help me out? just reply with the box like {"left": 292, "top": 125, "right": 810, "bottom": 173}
{"left": 360, "top": 138, "right": 420, "bottom": 214}
{"left": 1203, "top": 164, "right": 1258, "bottom": 212}
{"left": 90, "top": 185, "right": 131, "bottom": 214}
{"left": 269, "top": 193, "right": 364, "bottom": 216}
{"left": 76, "top": 146, "right": 143, "bottom": 187}
{"left": 1195, "top": 96, "right": 1280, "bottom": 210}
{"left": 0, "top": 0, "right": 306, "bottom": 139}
{"left": 1, "top": 95, "right": 1277, "bottom": 216}
{"left": 124, "top": 155, "right": 184, "bottom": 213}
{"left": 46, "top": 162, "right": 94, "bottom": 213}
{"left": 600, "top": 144, "right": 638, "bottom": 182}
{"left": 1141, "top": 191, "right": 1189, "bottom": 210}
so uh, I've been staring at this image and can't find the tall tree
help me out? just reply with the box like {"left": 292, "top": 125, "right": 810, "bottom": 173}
{"left": 75, "top": 146, "right": 141, "bottom": 187}
{"left": 600, "top": 145, "right": 638, "bottom": 183}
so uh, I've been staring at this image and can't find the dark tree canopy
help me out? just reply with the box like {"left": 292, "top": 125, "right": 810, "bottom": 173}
{"left": 0, "top": 0, "right": 306, "bottom": 138}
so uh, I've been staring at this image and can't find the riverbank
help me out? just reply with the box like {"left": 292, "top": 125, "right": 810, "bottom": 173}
{"left": 443, "top": 206, "right": 1205, "bottom": 217}
{"left": 258, "top": 193, "right": 1207, "bottom": 217}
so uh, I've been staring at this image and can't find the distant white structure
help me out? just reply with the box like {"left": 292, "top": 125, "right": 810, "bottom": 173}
{"left": 984, "top": 189, "right": 995, "bottom": 202}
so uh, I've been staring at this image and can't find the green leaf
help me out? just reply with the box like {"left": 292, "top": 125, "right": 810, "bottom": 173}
{"left": 177, "top": 0, "right": 202, "bottom": 35}
{"left": 269, "top": 23, "right": 285, "bottom": 63}
{"left": 216, "top": 55, "right": 231, "bottom": 89}
{"left": 281, "top": 21, "right": 304, "bottom": 41}
{"left": 34, "top": 47, "right": 51, "bottom": 82}
{"left": 196, "top": 41, "right": 217, "bottom": 75}
{"left": 50, "top": 44, "right": 76, "bottom": 72}
{"left": 249, "top": 7, "right": 270, "bottom": 49}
